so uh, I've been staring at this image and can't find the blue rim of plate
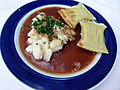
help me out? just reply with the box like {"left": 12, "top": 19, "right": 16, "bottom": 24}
{"left": 0, "top": 0, "right": 117, "bottom": 89}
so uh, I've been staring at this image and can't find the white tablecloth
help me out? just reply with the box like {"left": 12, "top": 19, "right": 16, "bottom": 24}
{"left": 0, "top": 0, "right": 120, "bottom": 90}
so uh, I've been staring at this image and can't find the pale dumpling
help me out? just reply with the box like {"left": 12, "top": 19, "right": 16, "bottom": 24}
{"left": 43, "top": 49, "right": 52, "bottom": 62}
{"left": 50, "top": 39, "right": 63, "bottom": 52}
{"left": 25, "top": 45, "right": 33, "bottom": 53}
{"left": 32, "top": 42, "right": 44, "bottom": 59}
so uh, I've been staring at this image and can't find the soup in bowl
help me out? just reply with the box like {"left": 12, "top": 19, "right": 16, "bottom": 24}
{"left": 14, "top": 5, "right": 101, "bottom": 78}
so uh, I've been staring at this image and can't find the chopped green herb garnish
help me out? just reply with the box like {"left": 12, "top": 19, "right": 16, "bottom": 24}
{"left": 46, "top": 16, "right": 51, "bottom": 20}
{"left": 56, "top": 21, "right": 65, "bottom": 27}
{"left": 41, "top": 14, "right": 44, "bottom": 16}
{"left": 36, "top": 17, "right": 41, "bottom": 22}
{"left": 30, "top": 15, "right": 65, "bottom": 41}
{"left": 43, "top": 42, "right": 46, "bottom": 44}
{"left": 50, "top": 32, "right": 54, "bottom": 36}
{"left": 47, "top": 36, "right": 52, "bottom": 41}
{"left": 30, "top": 24, "right": 33, "bottom": 26}
{"left": 54, "top": 35, "right": 58, "bottom": 39}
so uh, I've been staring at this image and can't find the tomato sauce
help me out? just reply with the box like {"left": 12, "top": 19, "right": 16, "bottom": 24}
{"left": 19, "top": 7, "right": 96, "bottom": 74}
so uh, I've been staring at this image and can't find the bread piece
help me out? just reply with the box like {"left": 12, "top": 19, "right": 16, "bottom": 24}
{"left": 58, "top": 3, "right": 96, "bottom": 29}
{"left": 77, "top": 21, "right": 108, "bottom": 54}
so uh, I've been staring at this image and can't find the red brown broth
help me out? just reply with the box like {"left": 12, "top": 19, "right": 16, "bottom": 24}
{"left": 19, "top": 7, "right": 96, "bottom": 74}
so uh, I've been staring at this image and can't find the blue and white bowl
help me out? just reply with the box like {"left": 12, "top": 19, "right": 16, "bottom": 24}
{"left": 0, "top": 0, "right": 117, "bottom": 89}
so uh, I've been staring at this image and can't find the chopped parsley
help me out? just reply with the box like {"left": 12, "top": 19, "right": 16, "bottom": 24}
{"left": 30, "top": 15, "right": 65, "bottom": 40}
{"left": 56, "top": 21, "right": 65, "bottom": 27}
{"left": 54, "top": 35, "right": 58, "bottom": 39}
{"left": 43, "top": 42, "right": 46, "bottom": 44}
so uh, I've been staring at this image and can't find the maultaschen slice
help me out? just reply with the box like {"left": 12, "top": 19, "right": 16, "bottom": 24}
{"left": 77, "top": 21, "right": 108, "bottom": 54}
{"left": 58, "top": 3, "right": 96, "bottom": 29}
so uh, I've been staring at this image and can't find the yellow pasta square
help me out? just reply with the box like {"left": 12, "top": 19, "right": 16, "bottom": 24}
{"left": 58, "top": 3, "right": 96, "bottom": 29}
{"left": 77, "top": 21, "right": 108, "bottom": 53}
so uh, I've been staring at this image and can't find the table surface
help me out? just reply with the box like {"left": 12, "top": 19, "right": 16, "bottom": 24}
{"left": 0, "top": 0, "right": 120, "bottom": 90}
